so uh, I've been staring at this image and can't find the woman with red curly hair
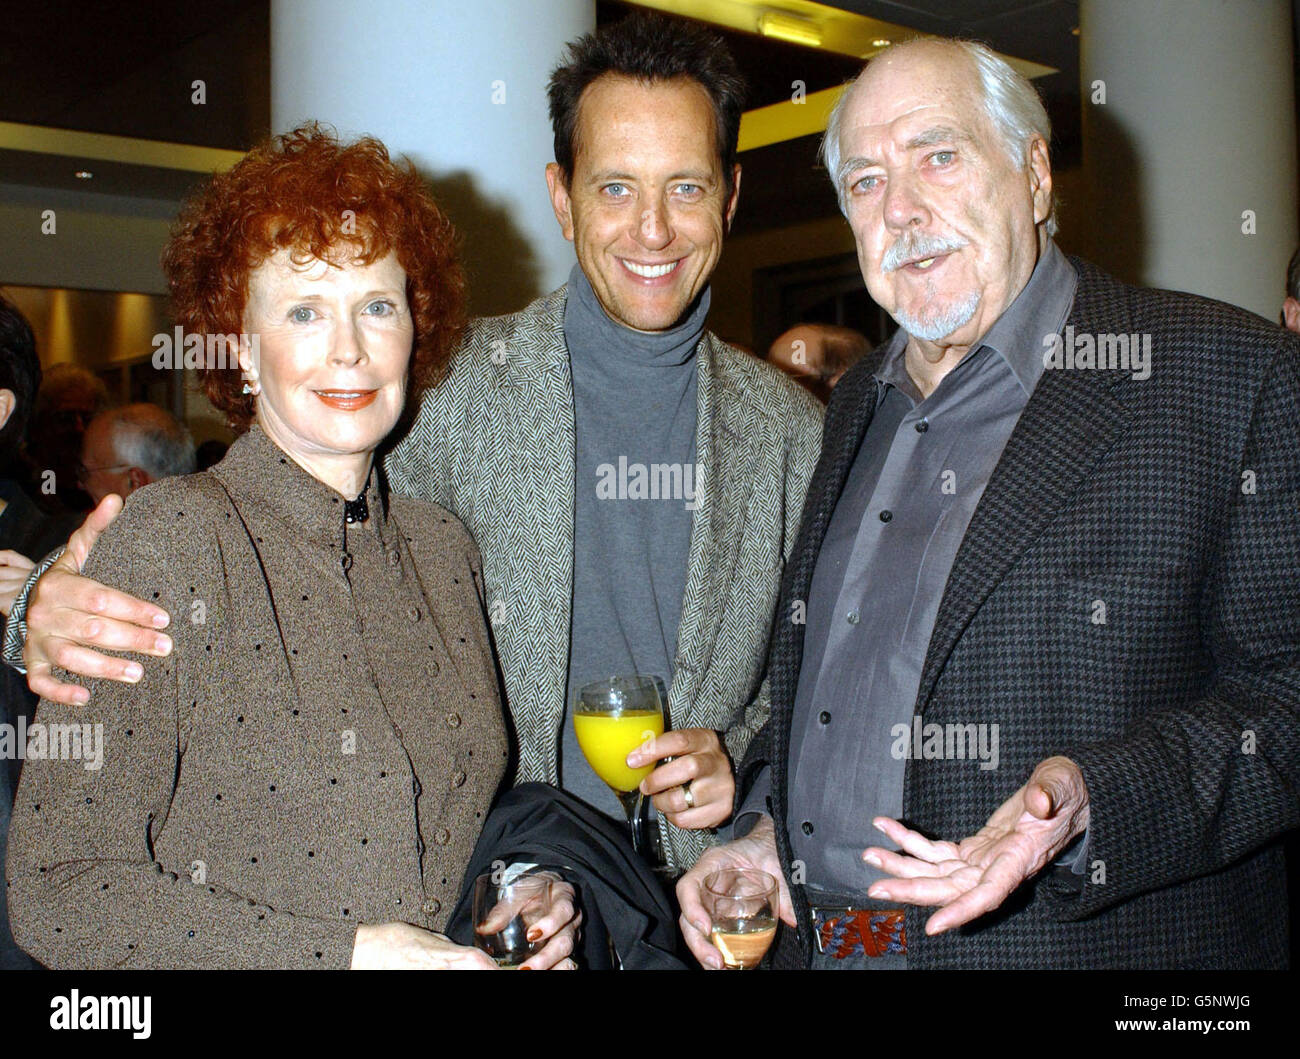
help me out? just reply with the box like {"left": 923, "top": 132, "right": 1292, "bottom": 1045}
{"left": 6, "top": 125, "right": 581, "bottom": 969}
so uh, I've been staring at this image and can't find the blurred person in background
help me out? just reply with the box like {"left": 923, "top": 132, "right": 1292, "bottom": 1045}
{"left": 768, "top": 323, "right": 872, "bottom": 403}
{"left": 78, "top": 403, "right": 197, "bottom": 505}
{"left": 1281, "top": 246, "right": 1300, "bottom": 333}
{"left": 1, "top": 297, "right": 79, "bottom": 594}
{"left": 26, "top": 363, "right": 109, "bottom": 517}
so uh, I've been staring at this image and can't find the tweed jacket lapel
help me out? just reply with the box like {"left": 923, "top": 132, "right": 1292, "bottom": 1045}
{"left": 670, "top": 333, "right": 765, "bottom": 723}
{"left": 491, "top": 287, "right": 576, "bottom": 779}
{"left": 915, "top": 261, "right": 1134, "bottom": 715}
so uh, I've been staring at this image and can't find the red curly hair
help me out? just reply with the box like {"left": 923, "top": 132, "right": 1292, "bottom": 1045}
{"left": 162, "top": 122, "right": 466, "bottom": 431}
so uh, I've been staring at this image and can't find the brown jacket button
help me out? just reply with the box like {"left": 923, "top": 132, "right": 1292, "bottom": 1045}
{"left": 407, "top": 606, "right": 420, "bottom": 622}
{"left": 446, "top": 713, "right": 461, "bottom": 729}
{"left": 451, "top": 770, "right": 466, "bottom": 788}
{"left": 387, "top": 549, "right": 401, "bottom": 566}
{"left": 422, "top": 898, "right": 441, "bottom": 915}
{"left": 435, "top": 829, "right": 451, "bottom": 845}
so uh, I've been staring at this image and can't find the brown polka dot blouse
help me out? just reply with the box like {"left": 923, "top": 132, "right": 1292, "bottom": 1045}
{"left": 5, "top": 424, "right": 509, "bottom": 968}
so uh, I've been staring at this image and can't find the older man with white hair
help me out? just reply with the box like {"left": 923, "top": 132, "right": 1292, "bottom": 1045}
{"left": 77, "top": 403, "right": 197, "bottom": 505}
{"left": 678, "top": 37, "right": 1300, "bottom": 969}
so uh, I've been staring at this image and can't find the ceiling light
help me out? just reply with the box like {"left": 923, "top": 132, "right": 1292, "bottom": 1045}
{"left": 872, "top": 38, "right": 891, "bottom": 48}
{"left": 758, "top": 11, "right": 822, "bottom": 48}
{"left": 74, "top": 169, "right": 93, "bottom": 179}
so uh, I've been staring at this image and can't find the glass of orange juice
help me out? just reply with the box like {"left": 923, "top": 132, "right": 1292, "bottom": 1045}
{"left": 574, "top": 674, "right": 667, "bottom": 860}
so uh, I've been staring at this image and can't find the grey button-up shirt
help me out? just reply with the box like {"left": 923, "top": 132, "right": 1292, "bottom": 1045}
{"left": 740, "top": 242, "right": 1078, "bottom": 906}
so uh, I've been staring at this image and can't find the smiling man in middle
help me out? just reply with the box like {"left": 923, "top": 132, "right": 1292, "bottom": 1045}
{"left": 383, "top": 12, "right": 824, "bottom": 868}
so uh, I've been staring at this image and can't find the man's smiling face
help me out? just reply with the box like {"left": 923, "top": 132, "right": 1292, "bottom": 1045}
{"left": 833, "top": 43, "right": 1052, "bottom": 350}
{"left": 547, "top": 74, "right": 740, "bottom": 333}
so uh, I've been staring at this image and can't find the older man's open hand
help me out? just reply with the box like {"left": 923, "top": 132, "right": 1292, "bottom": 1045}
{"left": 862, "top": 756, "right": 1090, "bottom": 935}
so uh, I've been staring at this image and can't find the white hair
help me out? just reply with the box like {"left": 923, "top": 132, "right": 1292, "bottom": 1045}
{"left": 821, "top": 38, "right": 1058, "bottom": 235}
{"left": 106, "top": 404, "right": 197, "bottom": 482}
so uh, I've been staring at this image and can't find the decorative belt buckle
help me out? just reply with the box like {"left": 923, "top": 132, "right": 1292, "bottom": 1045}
{"left": 813, "top": 906, "right": 907, "bottom": 959}
{"left": 811, "top": 906, "right": 852, "bottom": 956}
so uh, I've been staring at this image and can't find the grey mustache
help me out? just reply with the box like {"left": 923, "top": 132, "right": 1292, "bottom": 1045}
{"left": 882, "top": 236, "right": 967, "bottom": 273}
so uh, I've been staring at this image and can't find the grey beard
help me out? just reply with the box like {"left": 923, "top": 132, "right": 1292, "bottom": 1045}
{"left": 894, "top": 291, "right": 980, "bottom": 342}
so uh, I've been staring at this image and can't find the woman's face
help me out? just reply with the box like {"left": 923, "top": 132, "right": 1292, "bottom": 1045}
{"left": 241, "top": 248, "right": 413, "bottom": 487}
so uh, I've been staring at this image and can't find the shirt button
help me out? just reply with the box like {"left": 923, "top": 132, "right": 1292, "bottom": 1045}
{"left": 915, "top": 418, "right": 929, "bottom": 433}
{"left": 819, "top": 710, "right": 831, "bottom": 725}
{"left": 451, "top": 770, "right": 467, "bottom": 788}
{"left": 387, "top": 549, "right": 401, "bottom": 566}
{"left": 340, "top": 554, "right": 353, "bottom": 571}
{"left": 407, "top": 606, "right": 421, "bottom": 622}
{"left": 435, "top": 828, "right": 451, "bottom": 845}
{"left": 422, "top": 898, "right": 441, "bottom": 915}
{"left": 446, "top": 713, "right": 461, "bottom": 729}
{"left": 801, "top": 820, "right": 815, "bottom": 836}
{"left": 846, "top": 610, "right": 860, "bottom": 625}
{"left": 879, "top": 510, "right": 893, "bottom": 523}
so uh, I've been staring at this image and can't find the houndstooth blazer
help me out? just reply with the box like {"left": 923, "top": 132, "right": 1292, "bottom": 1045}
{"left": 385, "top": 285, "right": 824, "bottom": 868}
{"left": 745, "top": 257, "right": 1300, "bottom": 968}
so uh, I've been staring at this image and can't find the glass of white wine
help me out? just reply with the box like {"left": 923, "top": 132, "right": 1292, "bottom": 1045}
{"left": 573, "top": 674, "right": 667, "bottom": 861}
{"left": 703, "top": 868, "right": 779, "bottom": 970}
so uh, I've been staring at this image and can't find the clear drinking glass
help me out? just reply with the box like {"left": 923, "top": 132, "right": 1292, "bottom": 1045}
{"left": 471, "top": 872, "right": 553, "bottom": 968}
{"left": 703, "top": 868, "right": 779, "bottom": 970}
{"left": 573, "top": 674, "right": 667, "bottom": 860}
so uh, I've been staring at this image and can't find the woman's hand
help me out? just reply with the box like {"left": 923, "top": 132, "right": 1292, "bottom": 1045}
{"left": 351, "top": 923, "right": 500, "bottom": 969}
{"left": 482, "top": 871, "right": 582, "bottom": 970}
{"left": 0, "top": 550, "right": 35, "bottom": 617}
{"left": 630, "top": 728, "right": 735, "bottom": 829}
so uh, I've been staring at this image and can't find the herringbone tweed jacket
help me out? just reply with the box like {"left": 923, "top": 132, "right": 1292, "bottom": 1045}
{"left": 744, "top": 257, "right": 1300, "bottom": 968}
{"left": 386, "top": 285, "right": 824, "bottom": 867}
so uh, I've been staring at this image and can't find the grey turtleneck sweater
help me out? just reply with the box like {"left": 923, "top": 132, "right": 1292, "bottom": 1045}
{"left": 560, "top": 264, "right": 708, "bottom": 818}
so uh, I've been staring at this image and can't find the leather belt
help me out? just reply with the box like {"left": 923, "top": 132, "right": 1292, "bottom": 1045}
{"left": 811, "top": 906, "right": 907, "bottom": 959}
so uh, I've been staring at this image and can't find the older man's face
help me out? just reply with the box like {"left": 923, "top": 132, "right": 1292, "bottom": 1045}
{"left": 547, "top": 74, "right": 740, "bottom": 333}
{"left": 834, "top": 46, "right": 1052, "bottom": 350}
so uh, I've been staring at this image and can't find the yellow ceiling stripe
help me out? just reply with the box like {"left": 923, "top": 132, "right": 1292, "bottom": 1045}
{"left": 738, "top": 83, "right": 845, "bottom": 152}
{"left": 0, "top": 121, "right": 244, "bottom": 173}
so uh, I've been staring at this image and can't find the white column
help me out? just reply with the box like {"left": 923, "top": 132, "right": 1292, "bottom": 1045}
{"left": 1079, "top": 0, "right": 1297, "bottom": 319}
{"left": 271, "top": 0, "right": 595, "bottom": 314}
